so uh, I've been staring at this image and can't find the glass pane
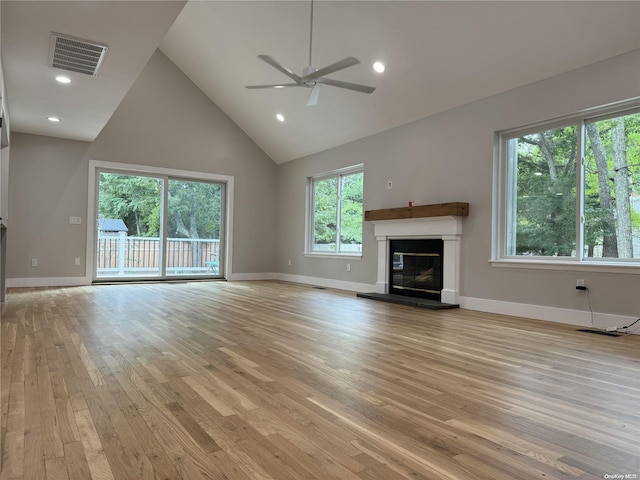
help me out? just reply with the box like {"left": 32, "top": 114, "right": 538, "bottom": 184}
{"left": 167, "top": 179, "right": 223, "bottom": 276}
{"left": 584, "top": 112, "right": 640, "bottom": 259}
{"left": 313, "top": 177, "right": 338, "bottom": 252}
{"left": 96, "top": 172, "right": 162, "bottom": 278}
{"left": 505, "top": 126, "right": 578, "bottom": 256}
{"left": 339, "top": 172, "right": 363, "bottom": 253}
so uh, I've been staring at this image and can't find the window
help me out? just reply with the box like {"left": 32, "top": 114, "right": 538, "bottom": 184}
{"left": 308, "top": 166, "right": 363, "bottom": 255}
{"left": 498, "top": 106, "right": 640, "bottom": 263}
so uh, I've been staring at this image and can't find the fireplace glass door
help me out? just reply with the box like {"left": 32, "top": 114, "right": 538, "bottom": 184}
{"left": 389, "top": 239, "right": 443, "bottom": 300}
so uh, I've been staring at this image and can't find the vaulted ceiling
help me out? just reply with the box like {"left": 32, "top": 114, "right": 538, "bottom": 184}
{"left": 3, "top": 1, "right": 640, "bottom": 164}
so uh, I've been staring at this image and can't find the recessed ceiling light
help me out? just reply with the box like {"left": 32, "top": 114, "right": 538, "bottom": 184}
{"left": 276, "top": 113, "right": 285, "bottom": 122}
{"left": 48, "top": 116, "right": 61, "bottom": 122}
{"left": 373, "top": 61, "right": 385, "bottom": 73}
{"left": 55, "top": 75, "right": 71, "bottom": 84}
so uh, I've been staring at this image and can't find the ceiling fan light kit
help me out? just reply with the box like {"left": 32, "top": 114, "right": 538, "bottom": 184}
{"left": 246, "top": 0, "right": 375, "bottom": 106}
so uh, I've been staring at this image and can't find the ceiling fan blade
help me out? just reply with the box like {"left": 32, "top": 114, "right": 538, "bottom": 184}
{"left": 317, "top": 77, "right": 376, "bottom": 94}
{"left": 245, "top": 83, "right": 301, "bottom": 89}
{"left": 306, "top": 84, "right": 321, "bottom": 106}
{"left": 302, "top": 57, "right": 360, "bottom": 81}
{"left": 257, "top": 55, "right": 302, "bottom": 84}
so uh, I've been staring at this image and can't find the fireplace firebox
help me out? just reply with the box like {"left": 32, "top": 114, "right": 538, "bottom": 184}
{"left": 389, "top": 239, "right": 443, "bottom": 301}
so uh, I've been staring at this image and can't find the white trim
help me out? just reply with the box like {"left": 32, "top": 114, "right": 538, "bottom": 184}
{"left": 7, "top": 277, "right": 90, "bottom": 288}
{"left": 459, "top": 296, "right": 639, "bottom": 335}
{"left": 227, "top": 272, "right": 276, "bottom": 281}
{"left": 304, "top": 253, "right": 362, "bottom": 260}
{"left": 490, "top": 259, "right": 640, "bottom": 274}
{"left": 7, "top": 273, "right": 271, "bottom": 286}
{"left": 87, "top": 160, "right": 234, "bottom": 281}
{"left": 310, "top": 163, "right": 364, "bottom": 182}
{"left": 440, "top": 289, "right": 457, "bottom": 305}
{"left": 275, "top": 273, "right": 376, "bottom": 293}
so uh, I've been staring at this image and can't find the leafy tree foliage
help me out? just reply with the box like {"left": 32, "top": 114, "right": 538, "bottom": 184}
{"left": 313, "top": 172, "right": 363, "bottom": 250}
{"left": 98, "top": 173, "right": 222, "bottom": 240}
{"left": 339, "top": 172, "right": 364, "bottom": 245}
{"left": 98, "top": 173, "right": 161, "bottom": 237}
{"left": 584, "top": 114, "right": 640, "bottom": 258}
{"left": 513, "top": 126, "right": 577, "bottom": 256}
{"left": 313, "top": 177, "right": 338, "bottom": 247}
{"left": 512, "top": 111, "right": 640, "bottom": 258}
{"left": 167, "top": 179, "right": 222, "bottom": 240}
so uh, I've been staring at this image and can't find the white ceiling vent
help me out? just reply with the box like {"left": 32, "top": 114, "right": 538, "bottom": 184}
{"left": 49, "top": 33, "right": 108, "bottom": 76}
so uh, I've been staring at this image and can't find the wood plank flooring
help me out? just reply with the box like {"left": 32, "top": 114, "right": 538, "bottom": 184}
{"left": 1, "top": 280, "right": 639, "bottom": 480}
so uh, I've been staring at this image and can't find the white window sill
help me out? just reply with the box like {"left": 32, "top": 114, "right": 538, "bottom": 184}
{"left": 304, "top": 252, "right": 363, "bottom": 260}
{"left": 490, "top": 258, "right": 640, "bottom": 274}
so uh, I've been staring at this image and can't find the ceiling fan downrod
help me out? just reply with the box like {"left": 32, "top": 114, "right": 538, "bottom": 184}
{"left": 308, "top": 0, "right": 314, "bottom": 67}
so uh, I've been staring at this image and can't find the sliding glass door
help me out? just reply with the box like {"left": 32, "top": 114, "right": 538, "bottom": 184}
{"left": 166, "top": 179, "right": 223, "bottom": 277}
{"left": 95, "top": 171, "right": 224, "bottom": 280}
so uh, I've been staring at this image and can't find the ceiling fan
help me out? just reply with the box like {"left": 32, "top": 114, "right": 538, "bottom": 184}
{"left": 245, "top": 0, "right": 376, "bottom": 106}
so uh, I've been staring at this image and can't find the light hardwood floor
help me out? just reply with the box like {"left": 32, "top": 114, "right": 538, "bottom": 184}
{"left": 1, "top": 280, "right": 639, "bottom": 480}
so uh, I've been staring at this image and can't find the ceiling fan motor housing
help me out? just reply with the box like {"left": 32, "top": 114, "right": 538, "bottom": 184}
{"left": 303, "top": 65, "right": 317, "bottom": 87}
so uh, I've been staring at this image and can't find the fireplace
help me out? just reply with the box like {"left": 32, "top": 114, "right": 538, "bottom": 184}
{"left": 389, "top": 239, "right": 443, "bottom": 301}
{"left": 370, "top": 215, "right": 463, "bottom": 305}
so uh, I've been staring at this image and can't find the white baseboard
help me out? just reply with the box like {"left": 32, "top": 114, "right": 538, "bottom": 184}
{"left": 7, "top": 276, "right": 91, "bottom": 288}
{"left": 274, "top": 273, "right": 377, "bottom": 293}
{"left": 8, "top": 274, "right": 273, "bottom": 286}
{"left": 227, "top": 272, "right": 277, "bottom": 281}
{"left": 460, "top": 296, "right": 639, "bottom": 335}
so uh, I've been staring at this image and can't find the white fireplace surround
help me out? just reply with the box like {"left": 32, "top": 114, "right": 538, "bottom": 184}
{"left": 371, "top": 216, "right": 462, "bottom": 304}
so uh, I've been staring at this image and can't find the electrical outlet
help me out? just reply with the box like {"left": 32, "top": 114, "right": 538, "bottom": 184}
{"left": 288, "top": 259, "right": 292, "bottom": 266}
{"left": 347, "top": 263, "right": 351, "bottom": 272}
{"left": 75, "top": 257, "right": 81, "bottom": 266}
{"left": 576, "top": 279, "right": 585, "bottom": 288}
{"left": 31, "top": 258, "right": 38, "bottom": 267}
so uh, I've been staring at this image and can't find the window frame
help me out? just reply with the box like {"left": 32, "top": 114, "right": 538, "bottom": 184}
{"left": 493, "top": 100, "right": 640, "bottom": 271}
{"left": 305, "top": 164, "right": 364, "bottom": 258}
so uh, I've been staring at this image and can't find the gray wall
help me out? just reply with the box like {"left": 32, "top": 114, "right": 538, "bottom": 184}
{"left": 8, "top": 50, "right": 277, "bottom": 280}
{"left": 276, "top": 49, "right": 640, "bottom": 318}
{"left": 8, "top": 134, "right": 90, "bottom": 278}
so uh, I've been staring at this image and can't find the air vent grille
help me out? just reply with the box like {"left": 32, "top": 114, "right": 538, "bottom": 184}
{"left": 49, "top": 33, "right": 108, "bottom": 76}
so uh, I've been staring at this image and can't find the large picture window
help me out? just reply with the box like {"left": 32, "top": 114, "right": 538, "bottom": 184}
{"left": 499, "top": 106, "right": 640, "bottom": 263}
{"left": 308, "top": 166, "right": 363, "bottom": 255}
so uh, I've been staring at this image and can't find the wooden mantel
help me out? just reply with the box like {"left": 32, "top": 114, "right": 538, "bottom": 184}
{"left": 364, "top": 202, "right": 469, "bottom": 222}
